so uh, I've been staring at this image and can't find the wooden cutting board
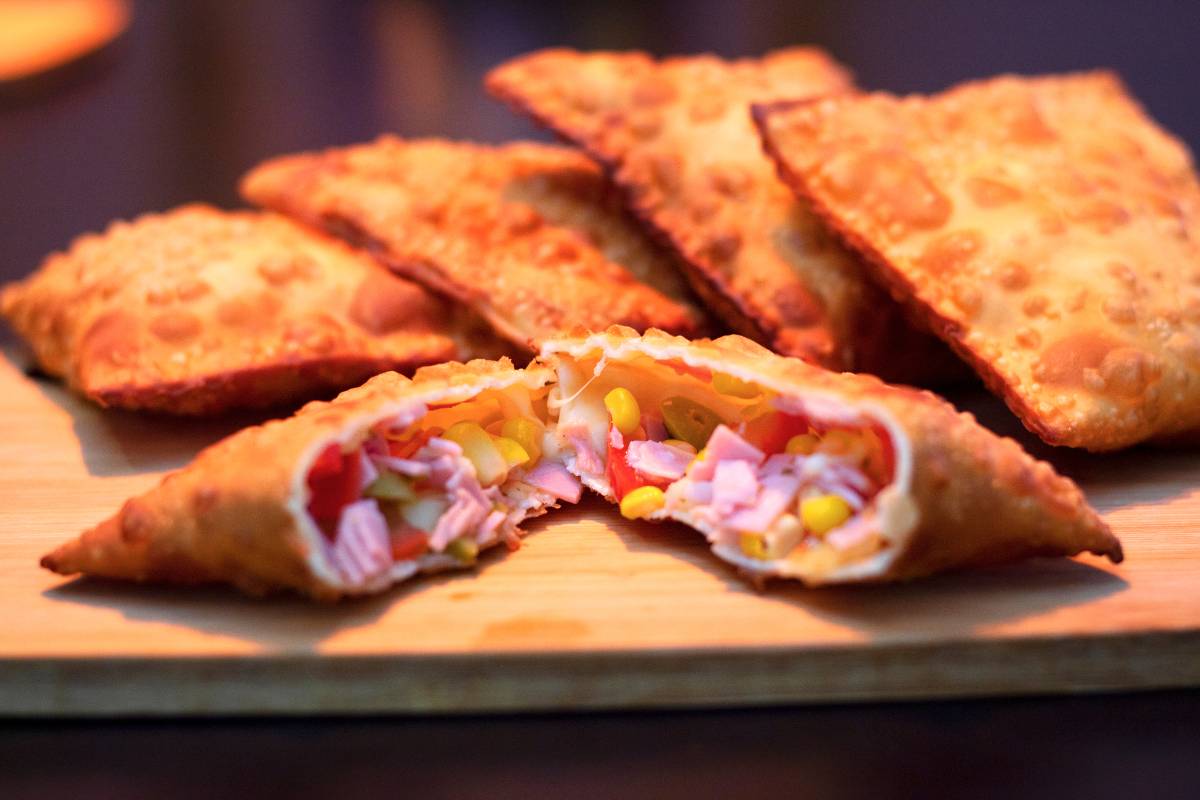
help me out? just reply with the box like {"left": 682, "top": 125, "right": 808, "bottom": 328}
{"left": 1, "top": 345, "right": 1198, "bottom": 716}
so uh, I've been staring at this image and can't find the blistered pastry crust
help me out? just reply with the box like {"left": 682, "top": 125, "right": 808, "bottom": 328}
{"left": 241, "top": 137, "right": 705, "bottom": 351}
{"left": 756, "top": 72, "right": 1200, "bottom": 450}
{"left": 41, "top": 359, "right": 556, "bottom": 600}
{"left": 0, "top": 205, "right": 470, "bottom": 414}
{"left": 487, "top": 48, "right": 958, "bottom": 383}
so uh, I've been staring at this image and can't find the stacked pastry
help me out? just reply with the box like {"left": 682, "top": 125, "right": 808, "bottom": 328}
{"left": 12, "top": 45, "right": 1198, "bottom": 600}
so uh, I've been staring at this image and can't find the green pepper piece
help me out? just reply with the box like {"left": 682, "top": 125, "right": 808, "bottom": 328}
{"left": 401, "top": 496, "right": 449, "bottom": 532}
{"left": 445, "top": 536, "right": 479, "bottom": 563}
{"left": 661, "top": 396, "right": 724, "bottom": 450}
{"left": 363, "top": 471, "right": 416, "bottom": 502}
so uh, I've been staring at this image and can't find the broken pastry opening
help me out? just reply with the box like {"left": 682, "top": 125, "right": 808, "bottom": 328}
{"left": 297, "top": 380, "right": 581, "bottom": 592}
{"left": 547, "top": 342, "right": 913, "bottom": 580}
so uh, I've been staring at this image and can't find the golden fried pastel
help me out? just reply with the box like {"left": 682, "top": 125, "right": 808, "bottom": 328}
{"left": 487, "top": 48, "right": 956, "bottom": 382}
{"left": 1, "top": 204, "right": 481, "bottom": 414}
{"left": 755, "top": 72, "right": 1200, "bottom": 450}
{"left": 241, "top": 137, "right": 706, "bottom": 351}
{"left": 42, "top": 360, "right": 569, "bottom": 599}
{"left": 542, "top": 327, "right": 1120, "bottom": 584}
{"left": 42, "top": 327, "right": 1120, "bottom": 598}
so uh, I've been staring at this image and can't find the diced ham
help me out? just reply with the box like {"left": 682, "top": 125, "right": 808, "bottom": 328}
{"left": 358, "top": 451, "right": 379, "bottom": 490}
{"left": 480, "top": 509, "right": 507, "bottom": 538}
{"left": 825, "top": 515, "right": 873, "bottom": 551}
{"left": 429, "top": 487, "right": 490, "bottom": 551}
{"left": 724, "top": 473, "right": 801, "bottom": 533}
{"left": 329, "top": 500, "right": 392, "bottom": 584}
{"left": 712, "top": 460, "right": 759, "bottom": 513}
{"left": 427, "top": 453, "right": 462, "bottom": 485}
{"left": 371, "top": 455, "right": 432, "bottom": 478}
{"left": 707, "top": 425, "right": 765, "bottom": 462}
{"left": 626, "top": 440, "right": 694, "bottom": 483}
{"left": 641, "top": 412, "right": 667, "bottom": 441}
{"left": 688, "top": 425, "right": 764, "bottom": 481}
{"left": 424, "top": 438, "right": 463, "bottom": 458}
{"left": 565, "top": 428, "right": 604, "bottom": 475}
{"left": 608, "top": 425, "right": 624, "bottom": 450}
{"left": 520, "top": 461, "right": 583, "bottom": 504}
{"left": 760, "top": 453, "right": 794, "bottom": 477}
{"left": 684, "top": 482, "right": 714, "bottom": 504}
{"left": 824, "top": 461, "right": 874, "bottom": 494}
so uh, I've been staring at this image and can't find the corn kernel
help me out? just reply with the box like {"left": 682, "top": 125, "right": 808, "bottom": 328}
{"left": 785, "top": 433, "right": 819, "bottom": 455}
{"left": 619, "top": 485, "right": 665, "bottom": 519}
{"left": 800, "top": 494, "right": 853, "bottom": 536}
{"left": 662, "top": 438, "right": 697, "bottom": 454}
{"left": 442, "top": 421, "right": 509, "bottom": 486}
{"left": 501, "top": 417, "right": 543, "bottom": 464}
{"left": 604, "top": 387, "right": 642, "bottom": 437}
{"left": 712, "top": 372, "right": 761, "bottom": 399}
{"left": 739, "top": 532, "right": 768, "bottom": 559}
{"left": 492, "top": 435, "right": 531, "bottom": 467}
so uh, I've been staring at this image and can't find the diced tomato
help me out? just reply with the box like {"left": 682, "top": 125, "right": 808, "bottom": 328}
{"left": 306, "top": 443, "right": 363, "bottom": 536}
{"left": 389, "top": 528, "right": 429, "bottom": 561}
{"left": 605, "top": 425, "right": 644, "bottom": 501}
{"left": 742, "top": 412, "right": 811, "bottom": 454}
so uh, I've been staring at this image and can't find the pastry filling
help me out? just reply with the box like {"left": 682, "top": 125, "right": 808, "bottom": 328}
{"left": 303, "top": 385, "right": 581, "bottom": 586}
{"left": 553, "top": 355, "right": 895, "bottom": 569}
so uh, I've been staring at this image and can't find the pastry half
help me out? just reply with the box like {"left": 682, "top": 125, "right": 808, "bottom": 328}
{"left": 41, "top": 360, "right": 583, "bottom": 599}
{"left": 754, "top": 72, "right": 1200, "bottom": 450}
{"left": 241, "top": 137, "right": 707, "bottom": 351}
{"left": 486, "top": 48, "right": 958, "bottom": 383}
{"left": 541, "top": 327, "right": 1121, "bottom": 584}
{"left": 1, "top": 204, "right": 492, "bottom": 414}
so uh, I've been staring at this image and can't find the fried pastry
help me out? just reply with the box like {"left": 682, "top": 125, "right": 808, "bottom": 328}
{"left": 542, "top": 327, "right": 1121, "bottom": 584}
{"left": 1, "top": 204, "right": 487, "bottom": 414}
{"left": 754, "top": 72, "right": 1200, "bottom": 450}
{"left": 486, "top": 48, "right": 956, "bottom": 382}
{"left": 42, "top": 361, "right": 583, "bottom": 599}
{"left": 241, "top": 137, "right": 706, "bottom": 351}
{"left": 41, "top": 327, "right": 1121, "bottom": 595}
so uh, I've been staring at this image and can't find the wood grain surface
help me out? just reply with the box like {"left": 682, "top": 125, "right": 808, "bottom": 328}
{"left": 1, "top": 342, "right": 1198, "bottom": 716}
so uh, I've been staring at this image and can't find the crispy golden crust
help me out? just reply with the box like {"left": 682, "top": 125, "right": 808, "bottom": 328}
{"left": 240, "top": 137, "right": 706, "bottom": 351}
{"left": 41, "top": 360, "right": 556, "bottom": 600}
{"left": 0, "top": 204, "right": 486, "bottom": 414}
{"left": 541, "top": 326, "right": 1120, "bottom": 583}
{"left": 486, "top": 48, "right": 959, "bottom": 383}
{"left": 755, "top": 72, "right": 1200, "bottom": 450}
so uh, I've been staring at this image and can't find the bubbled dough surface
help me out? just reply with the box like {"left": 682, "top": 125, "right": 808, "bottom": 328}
{"left": 0, "top": 204, "right": 461, "bottom": 412}
{"left": 757, "top": 73, "right": 1200, "bottom": 450}
{"left": 486, "top": 48, "right": 952, "bottom": 377}
{"left": 241, "top": 137, "right": 704, "bottom": 349}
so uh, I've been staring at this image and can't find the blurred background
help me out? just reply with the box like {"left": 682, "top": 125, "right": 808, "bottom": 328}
{"left": 1, "top": 0, "right": 1198, "bottom": 282}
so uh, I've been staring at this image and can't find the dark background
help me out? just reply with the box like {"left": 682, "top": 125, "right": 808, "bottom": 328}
{"left": 3, "top": 2, "right": 1200, "bottom": 796}
{"left": 2, "top": 0, "right": 1199, "bottom": 282}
